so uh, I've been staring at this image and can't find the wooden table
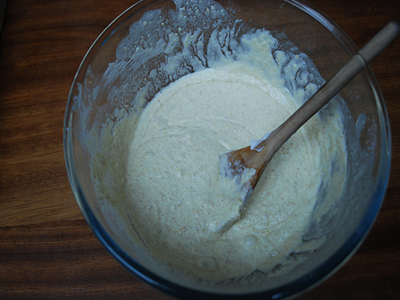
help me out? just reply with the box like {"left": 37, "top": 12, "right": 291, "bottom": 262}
{"left": 0, "top": 0, "right": 399, "bottom": 299}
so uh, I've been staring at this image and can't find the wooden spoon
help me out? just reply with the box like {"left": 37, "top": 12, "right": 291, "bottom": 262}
{"left": 219, "top": 21, "right": 399, "bottom": 231}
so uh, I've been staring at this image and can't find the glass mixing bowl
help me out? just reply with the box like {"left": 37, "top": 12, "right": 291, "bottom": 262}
{"left": 63, "top": 0, "right": 391, "bottom": 299}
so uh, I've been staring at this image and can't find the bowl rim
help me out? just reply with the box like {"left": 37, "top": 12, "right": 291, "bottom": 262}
{"left": 63, "top": 0, "right": 391, "bottom": 299}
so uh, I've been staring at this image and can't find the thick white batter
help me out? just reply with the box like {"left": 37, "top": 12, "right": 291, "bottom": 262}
{"left": 86, "top": 0, "right": 347, "bottom": 287}
{"left": 115, "top": 62, "right": 345, "bottom": 281}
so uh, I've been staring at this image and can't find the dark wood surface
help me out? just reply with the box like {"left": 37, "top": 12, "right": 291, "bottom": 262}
{"left": 0, "top": 0, "right": 399, "bottom": 299}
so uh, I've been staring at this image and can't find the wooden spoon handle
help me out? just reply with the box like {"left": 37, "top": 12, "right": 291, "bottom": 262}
{"left": 264, "top": 21, "right": 400, "bottom": 154}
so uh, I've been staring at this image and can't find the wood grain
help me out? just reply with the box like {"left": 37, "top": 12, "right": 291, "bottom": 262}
{"left": 0, "top": 0, "right": 399, "bottom": 299}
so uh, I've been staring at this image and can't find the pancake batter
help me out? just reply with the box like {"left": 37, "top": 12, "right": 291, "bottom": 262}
{"left": 118, "top": 62, "right": 346, "bottom": 281}
{"left": 87, "top": 0, "right": 347, "bottom": 288}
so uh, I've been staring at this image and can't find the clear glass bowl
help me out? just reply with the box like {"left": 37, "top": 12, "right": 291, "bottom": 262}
{"left": 64, "top": 0, "right": 391, "bottom": 299}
